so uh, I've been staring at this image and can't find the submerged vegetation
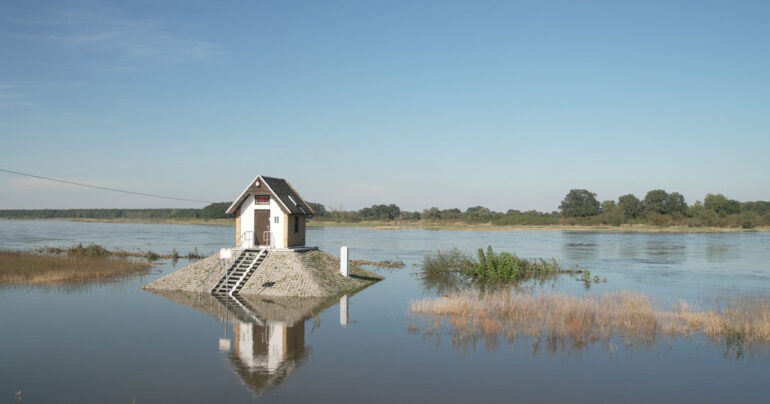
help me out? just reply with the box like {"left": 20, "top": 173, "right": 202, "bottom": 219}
{"left": 410, "top": 290, "right": 770, "bottom": 358}
{"left": 0, "top": 249, "right": 150, "bottom": 285}
{"left": 0, "top": 244, "right": 204, "bottom": 286}
{"left": 421, "top": 247, "right": 585, "bottom": 292}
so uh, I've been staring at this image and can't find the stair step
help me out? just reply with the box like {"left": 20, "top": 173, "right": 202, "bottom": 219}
{"left": 211, "top": 249, "right": 266, "bottom": 296}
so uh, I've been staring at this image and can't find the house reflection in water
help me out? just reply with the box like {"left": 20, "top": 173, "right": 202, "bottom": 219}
{"left": 229, "top": 317, "right": 307, "bottom": 393}
{"left": 146, "top": 289, "right": 355, "bottom": 398}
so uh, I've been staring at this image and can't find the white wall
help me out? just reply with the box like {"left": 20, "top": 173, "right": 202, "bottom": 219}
{"left": 238, "top": 195, "right": 286, "bottom": 248}
{"left": 236, "top": 321, "right": 256, "bottom": 368}
{"left": 266, "top": 321, "right": 287, "bottom": 372}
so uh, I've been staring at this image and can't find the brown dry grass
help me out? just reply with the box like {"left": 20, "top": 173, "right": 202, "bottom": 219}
{"left": 0, "top": 250, "right": 150, "bottom": 285}
{"left": 411, "top": 290, "right": 770, "bottom": 354}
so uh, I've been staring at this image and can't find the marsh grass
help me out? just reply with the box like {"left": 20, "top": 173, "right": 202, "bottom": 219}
{"left": 421, "top": 247, "right": 584, "bottom": 293}
{"left": 351, "top": 259, "right": 405, "bottom": 268}
{"left": 0, "top": 250, "right": 150, "bottom": 285}
{"left": 43, "top": 244, "right": 203, "bottom": 260}
{"left": 410, "top": 290, "right": 770, "bottom": 356}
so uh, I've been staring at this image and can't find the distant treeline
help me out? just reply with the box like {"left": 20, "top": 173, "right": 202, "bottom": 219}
{"left": 0, "top": 202, "right": 233, "bottom": 220}
{"left": 308, "top": 191, "right": 770, "bottom": 229}
{"left": 2, "top": 191, "right": 769, "bottom": 229}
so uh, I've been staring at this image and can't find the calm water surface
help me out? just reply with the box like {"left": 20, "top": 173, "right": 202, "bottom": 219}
{"left": 1, "top": 220, "right": 769, "bottom": 402}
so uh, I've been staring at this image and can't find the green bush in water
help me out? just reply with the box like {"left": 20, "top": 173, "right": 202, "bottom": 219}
{"left": 466, "top": 246, "right": 565, "bottom": 283}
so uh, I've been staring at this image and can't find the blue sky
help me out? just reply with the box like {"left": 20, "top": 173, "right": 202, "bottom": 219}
{"left": 1, "top": 0, "right": 768, "bottom": 211}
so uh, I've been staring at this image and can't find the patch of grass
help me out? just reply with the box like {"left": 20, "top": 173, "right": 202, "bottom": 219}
{"left": 0, "top": 250, "right": 150, "bottom": 285}
{"left": 410, "top": 290, "right": 770, "bottom": 356}
{"left": 351, "top": 259, "right": 405, "bottom": 268}
{"left": 43, "top": 244, "right": 203, "bottom": 261}
{"left": 422, "top": 248, "right": 474, "bottom": 277}
{"left": 421, "top": 247, "right": 583, "bottom": 289}
{"left": 186, "top": 247, "right": 202, "bottom": 259}
{"left": 468, "top": 246, "right": 568, "bottom": 283}
{"left": 45, "top": 243, "right": 111, "bottom": 257}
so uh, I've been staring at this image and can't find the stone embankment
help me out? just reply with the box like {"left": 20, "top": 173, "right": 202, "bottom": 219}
{"left": 143, "top": 249, "right": 382, "bottom": 297}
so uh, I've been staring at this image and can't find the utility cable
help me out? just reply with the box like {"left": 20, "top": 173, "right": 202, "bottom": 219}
{"left": 0, "top": 168, "right": 213, "bottom": 204}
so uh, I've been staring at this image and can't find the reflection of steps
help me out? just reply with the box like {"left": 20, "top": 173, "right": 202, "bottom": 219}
{"left": 212, "top": 293, "right": 264, "bottom": 326}
{"left": 211, "top": 249, "right": 267, "bottom": 296}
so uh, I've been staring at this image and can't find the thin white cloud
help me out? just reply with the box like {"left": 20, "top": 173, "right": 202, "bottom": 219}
{"left": 1, "top": 6, "right": 221, "bottom": 70}
{"left": 0, "top": 84, "right": 33, "bottom": 107}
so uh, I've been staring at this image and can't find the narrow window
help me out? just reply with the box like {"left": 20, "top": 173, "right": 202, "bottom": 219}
{"left": 294, "top": 216, "right": 300, "bottom": 233}
{"left": 274, "top": 216, "right": 279, "bottom": 223}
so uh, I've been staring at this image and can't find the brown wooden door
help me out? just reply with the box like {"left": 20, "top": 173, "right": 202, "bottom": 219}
{"left": 254, "top": 210, "right": 270, "bottom": 246}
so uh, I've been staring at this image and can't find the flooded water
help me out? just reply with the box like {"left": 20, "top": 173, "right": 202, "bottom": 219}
{"left": 1, "top": 219, "right": 770, "bottom": 402}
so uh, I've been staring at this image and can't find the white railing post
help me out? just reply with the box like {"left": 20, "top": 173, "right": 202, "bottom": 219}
{"left": 340, "top": 246, "right": 349, "bottom": 277}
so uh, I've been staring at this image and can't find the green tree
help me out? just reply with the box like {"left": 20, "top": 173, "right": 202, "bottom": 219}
{"left": 665, "top": 192, "right": 688, "bottom": 216}
{"left": 742, "top": 201, "right": 770, "bottom": 215}
{"left": 600, "top": 200, "right": 617, "bottom": 213}
{"left": 307, "top": 202, "right": 328, "bottom": 217}
{"left": 618, "top": 194, "right": 642, "bottom": 219}
{"left": 690, "top": 200, "right": 704, "bottom": 217}
{"left": 704, "top": 193, "right": 728, "bottom": 212}
{"left": 422, "top": 207, "right": 441, "bottom": 220}
{"left": 358, "top": 204, "right": 401, "bottom": 220}
{"left": 700, "top": 209, "right": 720, "bottom": 227}
{"left": 642, "top": 189, "right": 669, "bottom": 215}
{"left": 704, "top": 193, "right": 741, "bottom": 217}
{"left": 559, "top": 189, "right": 601, "bottom": 217}
{"left": 200, "top": 202, "right": 233, "bottom": 219}
{"left": 723, "top": 199, "right": 741, "bottom": 216}
{"left": 466, "top": 206, "right": 493, "bottom": 223}
{"left": 740, "top": 211, "right": 759, "bottom": 229}
{"left": 440, "top": 208, "right": 464, "bottom": 221}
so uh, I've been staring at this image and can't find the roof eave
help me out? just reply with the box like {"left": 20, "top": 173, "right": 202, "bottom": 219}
{"left": 284, "top": 179, "right": 315, "bottom": 216}
{"left": 225, "top": 174, "right": 261, "bottom": 215}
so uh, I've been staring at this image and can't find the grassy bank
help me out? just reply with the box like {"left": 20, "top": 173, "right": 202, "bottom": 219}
{"left": 0, "top": 250, "right": 150, "bottom": 285}
{"left": 410, "top": 290, "right": 770, "bottom": 355}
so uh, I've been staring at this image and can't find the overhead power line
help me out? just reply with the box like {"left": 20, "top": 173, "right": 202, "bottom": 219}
{"left": 0, "top": 168, "right": 213, "bottom": 204}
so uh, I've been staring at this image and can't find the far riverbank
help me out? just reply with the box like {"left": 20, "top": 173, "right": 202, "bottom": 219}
{"left": 2, "top": 217, "right": 767, "bottom": 233}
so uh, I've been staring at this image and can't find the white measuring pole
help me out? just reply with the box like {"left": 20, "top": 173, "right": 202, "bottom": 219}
{"left": 340, "top": 246, "right": 349, "bottom": 277}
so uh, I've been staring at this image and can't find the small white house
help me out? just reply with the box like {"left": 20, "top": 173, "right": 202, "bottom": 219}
{"left": 226, "top": 175, "right": 315, "bottom": 249}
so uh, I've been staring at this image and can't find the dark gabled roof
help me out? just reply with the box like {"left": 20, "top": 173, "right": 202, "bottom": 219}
{"left": 261, "top": 176, "right": 314, "bottom": 216}
{"left": 225, "top": 175, "right": 315, "bottom": 216}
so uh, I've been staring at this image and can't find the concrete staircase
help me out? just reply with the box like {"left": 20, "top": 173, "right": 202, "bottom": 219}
{"left": 211, "top": 248, "right": 267, "bottom": 296}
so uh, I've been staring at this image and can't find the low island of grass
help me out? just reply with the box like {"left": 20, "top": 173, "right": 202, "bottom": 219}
{"left": 0, "top": 244, "right": 155, "bottom": 286}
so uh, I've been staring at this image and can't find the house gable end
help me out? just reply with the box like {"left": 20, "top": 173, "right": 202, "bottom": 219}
{"left": 225, "top": 175, "right": 291, "bottom": 216}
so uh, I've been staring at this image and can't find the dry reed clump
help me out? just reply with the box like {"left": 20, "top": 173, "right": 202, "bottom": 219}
{"left": 410, "top": 290, "right": 770, "bottom": 353}
{"left": 0, "top": 250, "right": 150, "bottom": 285}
